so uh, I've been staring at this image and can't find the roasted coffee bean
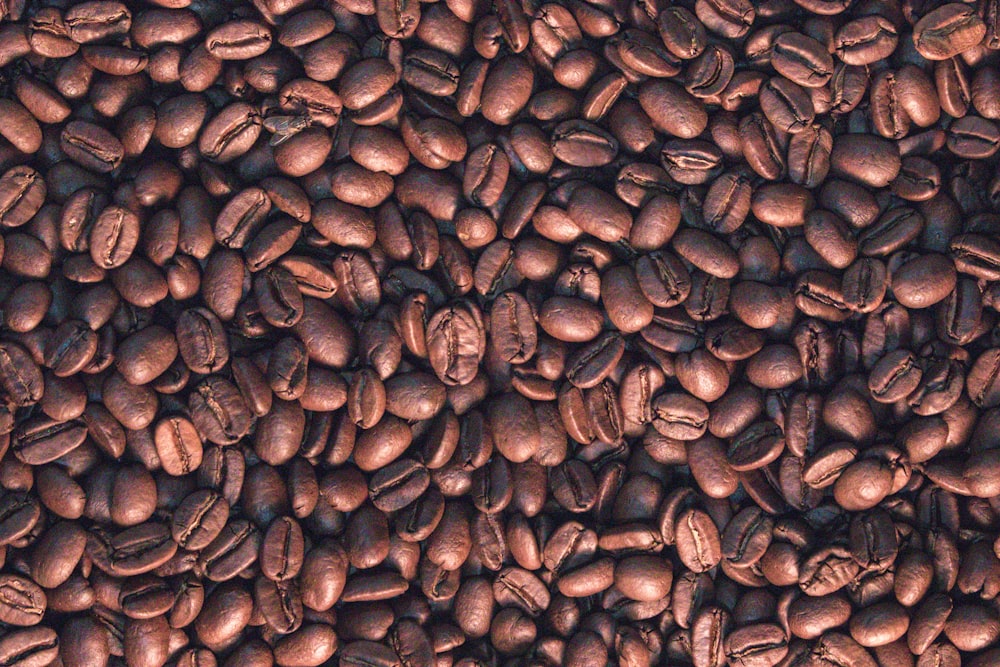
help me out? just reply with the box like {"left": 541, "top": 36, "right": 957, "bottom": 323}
{"left": 760, "top": 76, "right": 815, "bottom": 134}
{"left": 205, "top": 20, "right": 272, "bottom": 60}
{"left": 551, "top": 120, "right": 619, "bottom": 168}
{"left": 216, "top": 187, "right": 270, "bottom": 249}
{"left": 13, "top": 417, "right": 86, "bottom": 465}
{"left": 176, "top": 308, "right": 230, "bottom": 374}
{"left": 490, "top": 291, "right": 537, "bottom": 363}
{"left": 657, "top": 7, "right": 706, "bottom": 60}
{"left": 198, "top": 519, "right": 261, "bottom": 582}
{"left": 260, "top": 516, "right": 305, "bottom": 581}
{"left": 0, "top": 166, "right": 46, "bottom": 229}
{"left": 0, "top": 575, "right": 45, "bottom": 626}
{"left": 540, "top": 296, "right": 603, "bottom": 343}
{"left": 170, "top": 490, "right": 229, "bottom": 551}
{"left": 481, "top": 55, "right": 533, "bottom": 126}
{"left": 0, "top": 342, "right": 43, "bottom": 408}
{"left": 0, "top": 627, "right": 59, "bottom": 667}
{"left": 772, "top": 33, "right": 833, "bottom": 88}
{"left": 613, "top": 554, "right": 672, "bottom": 602}
{"left": 660, "top": 139, "right": 723, "bottom": 185}
{"left": 913, "top": 4, "right": 987, "bottom": 61}
{"left": 703, "top": 171, "right": 751, "bottom": 233}
{"left": 188, "top": 376, "right": 253, "bottom": 445}
{"left": 727, "top": 422, "right": 785, "bottom": 471}
{"left": 686, "top": 45, "right": 735, "bottom": 99}
{"left": 788, "top": 594, "right": 852, "bottom": 639}
{"left": 968, "top": 348, "right": 1000, "bottom": 408}
{"left": 752, "top": 183, "right": 815, "bottom": 228}
{"left": 724, "top": 623, "right": 788, "bottom": 667}
{"left": 835, "top": 16, "right": 898, "bottom": 66}
{"left": 869, "top": 350, "right": 923, "bottom": 404}
{"left": 153, "top": 415, "right": 203, "bottom": 477}
{"left": 60, "top": 121, "right": 123, "bottom": 173}
{"left": 426, "top": 300, "right": 485, "bottom": 387}
{"left": 788, "top": 124, "right": 833, "bottom": 189}
{"left": 1, "top": 0, "right": 999, "bottom": 663}
{"left": 115, "top": 325, "right": 177, "bottom": 386}
{"left": 638, "top": 80, "right": 708, "bottom": 139}
{"left": 369, "top": 459, "right": 430, "bottom": 512}
{"left": 652, "top": 392, "right": 709, "bottom": 441}
{"left": 635, "top": 251, "right": 691, "bottom": 309}
{"left": 494, "top": 567, "right": 550, "bottom": 615}
{"left": 567, "top": 183, "right": 633, "bottom": 243}
{"left": 675, "top": 508, "right": 722, "bottom": 573}
{"left": 255, "top": 266, "right": 305, "bottom": 328}
{"left": 89, "top": 205, "right": 140, "bottom": 269}
{"left": 267, "top": 336, "right": 309, "bottom": 401}
{"left": 88, "top": 522, "right": 178, "bottom": 577}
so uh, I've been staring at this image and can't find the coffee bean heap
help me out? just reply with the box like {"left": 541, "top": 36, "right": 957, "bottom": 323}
{"left": 1, "top": 0, "right": 1000, "bottom": 665}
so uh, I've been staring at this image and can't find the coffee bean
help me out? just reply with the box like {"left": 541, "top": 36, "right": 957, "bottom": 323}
{"left": 88, "top": 522, "right": 178, "bottom": 577}
{"left": 259, "top": 516, "right": 305, "bottom": 582}
{"left": 0, "top": 100, "right": 42, "bottom": 155}
{"left": 176, "top": 308, "right": 230, "bottom": 374}
{"left": 481, "top": 55, "right": 533, "bottom": 126}
{"left": 0, "top": 627, "right": 58, "bottom": 667}
{"left": 115, "top": 325, "right": 177, "bottom": 386}
{"left": 657, "top": 7, "right": 706, "bottom": 60}
{"left": 13, "top": 416, "right": 86, "bottom": 466}
{"left": 831, "top": 134, "right": 901, "bottom": 188}
{"left": 686, "top": 45, "right": 734, "bottom": 98}
{"left": 0, "top": 575, "right": 45, "bottom": 626}
{"left": 2, "top": 1, "right": 1000, "bottom": 663}
{"left": 170, "top": 490, "right": 228, "bottom": 551}
{"left": 639, "top": 80, "right": 708, "bottom": 139}
{"left": 788, "top": 594, "right": 852, "bottom": 639}
{"left": 198, "top": 519, "right": 261, "bottom": 582}
{"left": 89, "top": 204, "right": 140, "bottom": 269}
{"left": 724, "top": 623, "right": 788, "bottom": 667}
{"left": 489, "top": 291, "right": 537, "bottom": 362}
{"left": 369, "top": 459, "right": 430, "bottom": 512}
{"left": 565, "top": 332, "right": 625, "bottom": 389}
{"left": 967, "top": 348, "right": 1000, "bottom": 408}
{"left": 426, "top": 300, "right": 485, "bottom": 387}
{"left": 0, "top": 166, "right": 46, "bottom": 229}
{"left": 614, "top": 554, "right": 672, "bottom": 602}
{"left": 913, "top": 4, "right": 987, "bottom": 61}
{"left": 566, "top": 183, "right": 632, "bottom": 243}
{"left": 675, "top": 508, "right": 722, "bottom": 573}
{"left": 551, "top": 120, "right": 618, "bottom": 168}
{"left": 760, "top": 76, "right": 815, "bottom": 134}
{"left": 772, "top": 33, "right": 833, "bottom": 88}
{"left": 60, "top": 120, "right": 123, "bottom": 173}
{"left": 205, "top": 20, "right": 271, "bottom": 60}
{"left": 835, "top": 16, "right": 899, "bottom": 66}
{"left": 493, "top": 567, "right": 549, "bottom": 615}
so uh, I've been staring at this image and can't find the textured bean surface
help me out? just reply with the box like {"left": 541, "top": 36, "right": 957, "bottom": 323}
{"left": 0, "top": 0, "right": 1000, "bottom": 666}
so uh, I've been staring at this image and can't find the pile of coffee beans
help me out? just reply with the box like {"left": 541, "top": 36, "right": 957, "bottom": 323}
{"left": 2, "top": 0, "right": 1000, "bottom": 665}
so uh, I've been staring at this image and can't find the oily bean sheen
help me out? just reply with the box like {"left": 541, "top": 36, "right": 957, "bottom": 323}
{"left": 0, "top": 0, "right": 999, "bottom": 666}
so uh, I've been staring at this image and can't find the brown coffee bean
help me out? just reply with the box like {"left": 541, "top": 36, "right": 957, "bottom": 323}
{"left": 0, "top": 575, "right": 45, "bottom": 626}
{"left": 831, "top": 134, "right": 901, "bottom": 188}
{"left": 0, "top": 627, "right": 59, "bottom": 667}
{"left": 913, "top": 4, "right": 987, "bottom": 61}
{"left": 835, "top": 16, "right": 898, "bottom": 65}
{"left": 675, "top": 508, "right": 722, "bottom": 573}
{"left": 171, "top": 490, "right": 229, "bottom": 551}
{"left": 614, "top": 555, "right": 672, "bottom": 602}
